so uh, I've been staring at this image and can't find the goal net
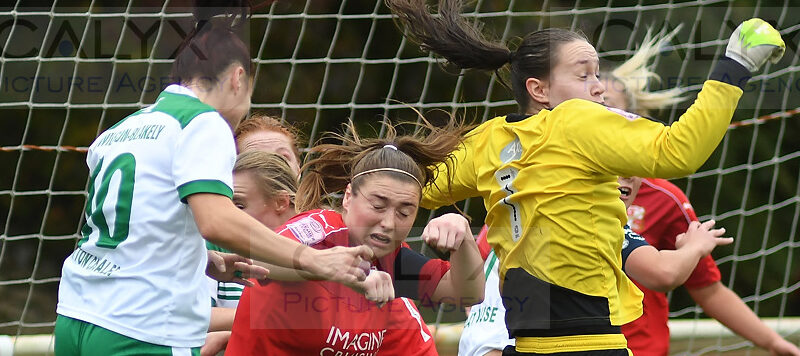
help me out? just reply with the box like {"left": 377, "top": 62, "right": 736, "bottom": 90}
{"left": 1, "top": 0, "right": 798, "bottom": 354}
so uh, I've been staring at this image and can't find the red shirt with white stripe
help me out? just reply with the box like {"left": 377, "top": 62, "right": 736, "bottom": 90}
{"left": 226, "top": 209, "right": 447, "bottom": 355}
{"left": 378, "top": 297, "right": 438, "bottom": 356}
{"left": 621, "top": 178, "right": 721, "bottom": 356}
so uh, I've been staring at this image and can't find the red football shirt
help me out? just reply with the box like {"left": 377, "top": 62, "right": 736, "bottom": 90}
{"left": 621, "top": 179, "right": 721, "bottom": 356}
{"left": 378, "top": 297, "right": 438, "bottom": 356}
{"left": 226, "top": 209, "right": 449, "bottom": 355}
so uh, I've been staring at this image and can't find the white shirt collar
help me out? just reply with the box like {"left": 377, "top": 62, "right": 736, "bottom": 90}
{"left": 163, "top": 84, "right": 199, "bottom": 99}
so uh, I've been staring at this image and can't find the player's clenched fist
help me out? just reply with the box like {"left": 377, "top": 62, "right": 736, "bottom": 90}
{"left": 727, "top": 18, "right": 786, "bottom": 72}
{"left": 422, "top": 213, "right": 472, "bottom": 252}
{"left": 361, "top": 270, "right": 395, "bottom": 306}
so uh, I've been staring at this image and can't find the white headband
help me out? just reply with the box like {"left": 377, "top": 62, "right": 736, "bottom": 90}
{"left": 352, "top": 168, "right": 422, "bottom": 188}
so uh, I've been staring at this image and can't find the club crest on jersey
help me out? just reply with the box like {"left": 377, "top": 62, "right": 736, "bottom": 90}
{"left": 627, "top": 205, "right": 645, "bottom": 232}
{"left": 606, "top": 106, "right": 639, "bottom": 121}
{"left": 287, "top": 217, "right": 325, "bottom": 245}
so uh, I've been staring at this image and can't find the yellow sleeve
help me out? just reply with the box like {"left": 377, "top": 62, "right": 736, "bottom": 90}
{"left": 420, "top": 124, "right": 483, "bottom": 210}
{"left": 561, "top": 80, "right": 743, "bottom": 178}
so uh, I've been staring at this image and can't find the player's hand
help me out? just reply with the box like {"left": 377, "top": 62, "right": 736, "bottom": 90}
{"left": 301, "top": 245, "right": 374, "bottom": 284}
{"left": 206, "top": 250, "right": 269, "bottom": 287}
{"left": 727, "top": 18, "right": 785, "bottom": 72}
{"left": 675, "top": 220, "right": 732, "bottom": 256}
{"left": 421, "top": 213, "right": 471, "bottom": 252}
{"left": 201, "top": 331, "right": 231, "bottom": 356}
{"left": 352, "top": 270, "right": 395, "bottom": 307}
{"left": 767, "top": 336, "right": 800, "bottom": 356}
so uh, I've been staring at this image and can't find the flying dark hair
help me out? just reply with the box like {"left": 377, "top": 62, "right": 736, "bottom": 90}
{"left": 386, "top": 0, "right": 587, "bottom": 112}
{"left": 170, "top": 0, "right": 254, "bottom": 85}
{"left": 295, "top": 115, "right": 471, "bottom": 212}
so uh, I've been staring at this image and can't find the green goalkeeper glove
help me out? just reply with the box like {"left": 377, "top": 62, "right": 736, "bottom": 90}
{"left": 727, "top": 18, "right": 786, "bottom": 73}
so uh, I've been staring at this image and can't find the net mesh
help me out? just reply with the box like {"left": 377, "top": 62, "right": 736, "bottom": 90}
{"left": 1, "top": 0, "right": 799, "bottom": 353}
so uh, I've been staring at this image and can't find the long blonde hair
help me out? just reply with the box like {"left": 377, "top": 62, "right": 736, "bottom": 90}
{"left": 234, "top": 151, "right": 298, "bottom": 210}
{"left": 609, "top": 25, "right": 686, "bottom": 115}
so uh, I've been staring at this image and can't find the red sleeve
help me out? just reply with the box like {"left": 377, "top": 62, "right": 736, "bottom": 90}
{"left": 636, "top": 179, "right": 721, "bottom": 289}
{"left": 417, "top": 258, "right": 451, "bottom": 303}
{"left": 476, "top": 225, "right": 491, "bottom": 261}
{"left": 684, "top": 255, "right": 721, "bottom": 289}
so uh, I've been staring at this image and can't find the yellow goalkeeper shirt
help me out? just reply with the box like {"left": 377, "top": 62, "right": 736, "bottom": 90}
{"left": 422, "top": 80, "right": 742, "bottom": 349}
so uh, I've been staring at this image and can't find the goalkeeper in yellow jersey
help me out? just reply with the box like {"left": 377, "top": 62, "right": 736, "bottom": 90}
{"left": 386, "top": 0, "right": 787, "bottom": 354}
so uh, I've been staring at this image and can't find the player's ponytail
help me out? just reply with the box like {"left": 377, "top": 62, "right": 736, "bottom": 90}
{"left": 386, "top": 0, "right": 512, "bottom": 71}
{"left": 386, "top": 0, "right": 587, "bottom": 112}
{"left": 295, "top": 115, "right": 470, "bottom": 212}
{"left": 170, "top": 0, "right": 254, "bottom": 85}
{"left": 608, "top": 26, "right": 687, "bottom": 116}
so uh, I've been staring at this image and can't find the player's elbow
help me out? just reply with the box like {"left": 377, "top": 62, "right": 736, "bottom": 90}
{"left": 633, "top": 265, "right": 680, "bottom": 293}
{"left": 196, "top": 213, "right": 226, "bottom": 244}
{"left": 434, "top": 280, "right": 484, "bottom": 308}
{"left": 655, "top": 158, "right": 699, "bottom": 179}
{"left": 458, "top": 290, "right": 484, "bottom": 308}
{"left": 461, "top": 280, "right": 485, "bottom": 307}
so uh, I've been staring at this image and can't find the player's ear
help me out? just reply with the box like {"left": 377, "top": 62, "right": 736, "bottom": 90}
{"left": 526, "top": 77, "right": 549, "bottom": 106}
{"left": 229, "top": 65, "right": 246, "bottom": 95}
{"left": 273, "top": 192, "right": 291, "bottom": 213}
{"left": 342, "top": 184, "right": 353, "bottom": 211}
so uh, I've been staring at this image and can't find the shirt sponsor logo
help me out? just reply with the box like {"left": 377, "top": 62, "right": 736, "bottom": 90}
{"left": 624, "top": 226, "right": 645, "bottom": 241}
{"left": 321, "top": 326, "right": 386, "bottom": 356}
{"left": 499, "top": 136, "right": 522, "bottom": 163}
{"left": 287, "top": 217, "right": 325, "bottom": 245}
{"left": 70, "top": 247, "right": 121, "bottom": 276}
{"left": 464, "top": 305, "right": 499, "bottom": 327}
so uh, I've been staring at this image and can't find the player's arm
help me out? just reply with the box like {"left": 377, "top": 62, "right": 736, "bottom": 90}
{"left": 194, "top": 199, "right": 388, "bottom": 304}
{"left": 228, "top": 219, "right": 393, "bottom": 305}
{"left": 208, "top": 307, "right": 235, "bottom": 332}
{"left": 625, "top": 220, "right": 731, "bottom": 292}
{"left": 201, "top": 331, "right": 231, "bottom": 356}
{"left": 424, "top": 214, "right": 485, "bottom": 307}
{"left": 175, "top": 112, "right": 372, "bottom": 284}
{"left": 564, "top": 79, "right": 742, "bottom": 179}
{"left": 566, "top": 19, "right": 785, "bottom": 179}
{"left": 188, "top": 193, "right": 371, "bottom": 284}
{"left": 206, "top": 250, "right": 268, "bottom": 286}
{"left": 420, "top": 126, "right": 482, "bottom": 210}
{"left": 688, "top": 282, "right": 800, "bottom": 356}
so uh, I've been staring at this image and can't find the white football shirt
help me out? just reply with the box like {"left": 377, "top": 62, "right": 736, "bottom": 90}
{"left": 57, "top": 85, "right": 236, "bottom": 347}
{"left": 458, "top": 250, "right": 515, "bottom": 355}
